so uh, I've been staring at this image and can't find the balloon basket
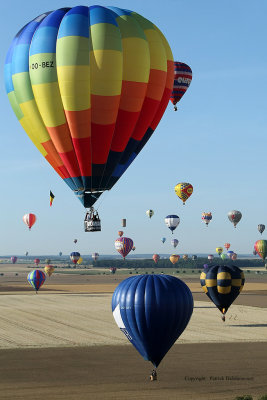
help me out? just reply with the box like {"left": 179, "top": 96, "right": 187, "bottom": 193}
{"left": 84, "top": 208, "right": 101, "bottom": 232}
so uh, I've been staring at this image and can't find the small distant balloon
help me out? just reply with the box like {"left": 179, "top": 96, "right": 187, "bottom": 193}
{"left": 146, "top": 210, "right": 154, "bottom": 219}
{"left": 70, "top": 252, "right": 80, "bottom": 264}
{"left": 34, "top": 258, "right": 40, "bottom": 266}
{"left": 153, "top": 254, "right": 160, "bottom": 264}
{"left": 202, "top": 212, "right": 212, "bottom": 226}
{"left": 224, "top": 243, "right": 231, "bottom": 251}
{"left": 183, "top": 254, "right": 188, "bottom": 261}
{"left": 165, "top": 215, "right": 180, "bottom": 234}
{"left": 228, "top": 210, "right": 242, "bottom": 228}
{"left": 118, "top": 231, "right": 124, "bottom": 237}
{"left": 115, "top": 237, "right": 133, "bottom": 260}
{"left": 208, "top": 254, "right": 214, "bottom": 262}
{"left": 27, "top": 270, "right": 46, "bottom": 292}
{"left": 231, "top": 253, "right": 237, "bottom": 260}
{"left": 161, "top": 237, "right": 166, "bottom": 244}
{"left": 23, "top": 213, "right": 36, "bottom": 230}
{"left": 122, "top": 219, "right": 126, "bottom": 228}
{"left": 258, "top": 224, "right": 265, "bottom": 235}
{"left": 59, "top": 252, "right": 62, "bottom": 257}
{"left": 174, "top": 182, "right": 193, "bottom": 205}
{"left": 170, "top": 62, "right": 192, "bottom": 111}
{"left": 254, "top": 240, "right": 267, "bottom": 260}
{"left": 92, "top": 253, "right": 99, "bottom": 262}
{"left": 216, "top": 247, "right": 223, "bottom": 256}
{"left": 73, "top": 239, "right": 78, "bottom": 244}
{"left": 221, "top": 254, "right": 226, "bottom": 260}
{"left": 171, "top": 239, "right": 179, "bottom": 248}
{"left": 25, "top": 251, "right": 29, "bottom": 256}
{"left": 169, "top": 254, "right": 180, "bottom": 265}
{"left": 227, "top": 251, "right": 234, "bottom": 259}
{"left": 44, "top": 265, "right": 54, "bottom": 277}
{"left": 192, "top": 255, "right": 197, "bottom": 261}
{"left": 11, "top": 256, "right": 17, "bottom": 264}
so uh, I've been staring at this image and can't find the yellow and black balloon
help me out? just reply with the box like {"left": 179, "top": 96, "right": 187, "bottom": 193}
{"left": 200, "top": 265, "right": 245, "bottom": 318}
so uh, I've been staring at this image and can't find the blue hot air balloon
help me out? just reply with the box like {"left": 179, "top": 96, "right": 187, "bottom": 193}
{"left": 27, "top": 270, "right": 46, "bottom": 293}
{"left": 112, "top": 274, "right": 193, "bottom": 373}
{"left": 161, "top": 237, "right": 166, "bottom": 244}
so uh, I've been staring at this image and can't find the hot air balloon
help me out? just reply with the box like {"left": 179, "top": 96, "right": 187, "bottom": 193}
{"left": 153, "top": 254, "right": 160, "bottom": 264}
{"left": 183, "top": 254, "right": 188, "bottom": 261}
{"left": 92, "top": 252, "right": 99, "bottom": 262}
{"left": 118, "top": 231, "right": 123, "bottom": 237}
{"left": 258, "top": 224, "right": 265, "bottom": 235}
{"left": 192, "top": 255, "right": 197, "bottom": 261}
{"left": 70, "top": 252, "right": 80, "bottom": 264}
{"left": 170, "top": 62, "right": 192, "bottom": 111}
{"left": 110, "top": 267, "right": 117, "bottom": 274}
{"left": 44, "top": 265, "right": 55, "bottom": 277}
{"left": 50, "top": 191, "right": 55, "bottom": 206}
{"left": 23, "top": 213, "right": 36, "bottom": 230}
{"left": 77, "top": 257, "right": 83, "bottom": 265}
{"left": 11, "top": 256, "right": 17, "bottom": 264}
{"left": 112, "top": 274, "right": 193, "bottom": 376}
{"left": 34, "top": 258, "right": 40, "bottom": 266}
{"left": 201, "top": 212, "right": 212, "bottom": 226}
{"left": 27, "top": 270, "right": 46, "bottom": 293}
{"left": 45, "top": 258, "right": 51, "bottom": 265}
{"left": 228, "top": 210, "right": 242, "bottom": 228}
{"left": 115, "top": 237, "right": 133, "bottom": 259}
{"left": 224, "top": 243, "right": 230, "bottom": 251}
{"left": 132, "top": 246, "right": 136, "bottom": 251}
{"left": 161, "top": 237, "right": 166, "bottom": 244}
{"left": 25, "top": 251, "right": 29, "bottom": 256}
{"left": 146, "top": 210, "right": 154, "bottom": 219}
{"left": 254, "top": 240, "right": 267, "bottom": 260}
{"left": 231, "top": 253, "right": 237, "bottom": 261}
{"left": 221, "top": 254, "right": 226, "bottom": 260}
{"left": 73, "top": 239, "right": 78, "bottom": 244}
{"left": 169, "top": 254, "right": 180, "bottom": 265}
{"left": 200, "top": 265, "right": 245, "bottom": 321}
{"left": 165, "top": 215, "right": 180, "bottom": 234}
{"left": 174, "top": 182, "right": 193, "bottom": 205}
{"left": 208, "top": 254, "right": 214, "bottom": 262}
{"left": 121, "top": 219, "right": 126, "bottom": 228}
{"left": 59, "top": 252, "right": 62, "bottom": 256}
{"left": 5, "top": 7, "right": 174, "bottom": 228}
{"left": 227, "top": 251, "right": 234, "bottom": 259}
{"left": 171, "top": 239, "right": 179, "bottom": 248}
{"left": 216, "top": 247, "right": 223, "bottom": 256}
{"left": 203, "top": 264, "right": 209, "bottom": 269}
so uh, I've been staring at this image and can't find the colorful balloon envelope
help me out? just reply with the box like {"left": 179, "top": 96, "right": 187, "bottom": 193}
{"left": 170, "top": 62, "right": 192, "bottom": 111}
{"left": 34, "top": 258, "right": 40, "bottom": 266}
{"left": 170, "top": 254, "right": 180, "bottom": 264}
{"left": 174, "top": 182, "right": 193, "bottom": 205}
{"left": 253, "top": 249, "right": 257, "bottom": 256}
{"left": 110, "top": 267, "right": 117, "bottom": 274}
{"left": 27, "top": 270, "right": 46, "bottom": 292}
{"left": 146, "top": 210, "right": 154, "bottom": 219}
{"left": 70, "top": 252, "right": 80, "bottom": 264}
{"left": 5, "top": 6, "right": 174, "bottom": 209}
{"left": 165, "top": 215, "right": 180, "bottom": 234}
{"left": 115, "top": 237, "right": 133, "bottom": 259}
{"left": 208, "top": 254, "right": 214, "bottom": 262}
{"left": 224, "top": 243, "right": 230, "bottom": 251}
{"left": 118, "top": 231, "right": 124, "bottom": 237}
{"left": 171, "top": 239, "right": 179, "bottom": 248}
{"left": 258, "top": 224, "right": 265, "bottom": 235}
{"left": 92, "top": 252, "right": 99, "bottom": 262}
{"left": 254, "top": 240, "right": 267, "bottom": 260}
{"left": 228, "top": 210, "right": 242, "bottom": 228}
{"left": 183, "top": 254, "right": 188, "bottom": 261}
{"left": 112, "top": 275, "right": 193, "bottom": 367}
{"left": 216, "top": 247, "right": 223, "bottom": 256}
{"left": 153, "top": 254, "right": 160, "bottom": 264}
{"left": 11, "top": 256, "right": 17, "bottom": 264}
{"left": 200, "top": 265, "right": 245, "bottom": 317}
{"left": 221, "top": 254, "right": 226, "bottom": 260}
{"left": 23, "top": 213, "right": 36, "bottom": 230}
{"left": 202, "top": 212, "right": 212, "bottom": 226}
{"left": 44, "top": 265, "right": 55, "bottom": 277}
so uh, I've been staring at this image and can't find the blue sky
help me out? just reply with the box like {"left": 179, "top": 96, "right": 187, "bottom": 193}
{"left": 1, "top": 0, "right": 267, "bottom": 256}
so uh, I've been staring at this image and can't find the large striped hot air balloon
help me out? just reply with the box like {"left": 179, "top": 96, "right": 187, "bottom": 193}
{"left": 170, "top": 62, "right": 192, "bottom": 111}
{"left": 23, "top": 213, "right": 36, "bottom": 230}
{"left": 5, "top": 6, "right": 174, "bottom": 211}
{"left": 115, "top": 237, "right": 133, "bottom": 259}
{"left": 27, "top": 270, "right": 46, "bottom": 292}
